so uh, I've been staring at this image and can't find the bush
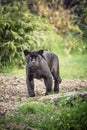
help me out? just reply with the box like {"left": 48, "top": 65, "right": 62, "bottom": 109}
{"left": 0, "top": 0, "right": 86, "bottom": 68}
{"left": 0, "top": 1, "right": 55, "bottom": 67}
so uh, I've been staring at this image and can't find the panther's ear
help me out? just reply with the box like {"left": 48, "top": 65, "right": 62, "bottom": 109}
{"left": 24, "top": 49, "right": 30, "bottom": 56}
{"left": 38, "top": 50, "right": 44, "bottom": 55}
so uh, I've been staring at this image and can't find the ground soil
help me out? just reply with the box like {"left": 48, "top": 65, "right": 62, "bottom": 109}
{"left": 0, "top": 74, "right": 87, "bottom": 116}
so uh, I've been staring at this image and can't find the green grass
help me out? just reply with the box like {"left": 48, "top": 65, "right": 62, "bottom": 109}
{"left": 0, "top": 65, "right": 26, "bottom": 77}
{"left": 60, "top": 54, "right": 87, "bottom": 79}
{"left": 1, "top": 97, "right": 87, "bottom": 130}
{"left": 52, "top": 36, "right": 87, "bottom": 79}
{"left": 0, "top": 54, "right": 87, "bottom": 79}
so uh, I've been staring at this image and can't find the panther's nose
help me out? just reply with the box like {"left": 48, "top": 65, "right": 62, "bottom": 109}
{"left": 32, "top": 59, "right": 35, "bottom": 63}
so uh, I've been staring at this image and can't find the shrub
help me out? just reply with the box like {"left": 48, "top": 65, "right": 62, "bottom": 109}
{"left": 0, "top": 1, "right": 55, "bottom": 67}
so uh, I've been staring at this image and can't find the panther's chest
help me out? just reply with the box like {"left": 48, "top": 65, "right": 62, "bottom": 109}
{"left": 30, "top": 69, "right": 43, "bottom": 79}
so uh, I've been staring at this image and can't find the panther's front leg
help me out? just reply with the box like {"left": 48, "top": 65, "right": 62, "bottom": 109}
{"left": 26, "top": 77, "right": 35, "bottom": 97}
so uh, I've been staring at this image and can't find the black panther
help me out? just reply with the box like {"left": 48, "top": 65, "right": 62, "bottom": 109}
{"left": 24, "top": 49, "right": 61, "bottom": 97}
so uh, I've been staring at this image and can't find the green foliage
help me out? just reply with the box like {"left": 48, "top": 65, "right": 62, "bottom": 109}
{"left": 0, "top": 1, "right": 55, "bottom": 66}
{"left": 0, "top": 0, "right": 87, "bottom": 69}
{"left": 1, "top": 96, "right": 87, "bottom": 130}
{"left": 27, "top": 0, "right": 85, "bottom": 33}
{"left": 27, "top": 0, "right": 87, "bottom": 55}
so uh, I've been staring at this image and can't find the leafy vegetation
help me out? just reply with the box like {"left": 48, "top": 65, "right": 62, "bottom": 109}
{"left": 0, "top": 1, "right": 87, "bottom": 130}
{"left": 0, "top": 1, "right": 56, "bottom": 67}
{"left": 0, "top": 0, "right": 87, "bottom": 69}
{"left": 27, "top": 0, "right": 87, "bottom": 35}
{"left": 0, "top": 0, "right": 87, "bottom": 80}
{"left": 0, "top": 96, "right": 87, "bottom": 130}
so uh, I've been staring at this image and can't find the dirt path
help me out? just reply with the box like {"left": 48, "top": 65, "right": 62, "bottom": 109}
{"left": 0, "top": 74, "right": 87, "bottom": 116}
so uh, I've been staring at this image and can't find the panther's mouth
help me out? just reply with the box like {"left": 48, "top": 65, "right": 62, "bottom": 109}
{"left": 29, "top": 65, "right": 40, "bottom": 70}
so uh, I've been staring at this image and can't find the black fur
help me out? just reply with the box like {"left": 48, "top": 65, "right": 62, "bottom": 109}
{"left": 24, "top": 49, "right": 61, "bottom": 97}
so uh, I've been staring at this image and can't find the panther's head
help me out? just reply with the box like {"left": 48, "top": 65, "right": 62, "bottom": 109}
{"left": 24, "top": 49, "right": 44, "bottom": 69}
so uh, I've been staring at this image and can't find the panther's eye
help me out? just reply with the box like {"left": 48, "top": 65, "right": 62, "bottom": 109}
{"left": 30, "top": 57, "right": 34, "bottom": 62}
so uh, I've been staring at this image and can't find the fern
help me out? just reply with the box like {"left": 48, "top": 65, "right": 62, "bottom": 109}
{"left": 0, "top": 1, "right": 53, "bottom": 66}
